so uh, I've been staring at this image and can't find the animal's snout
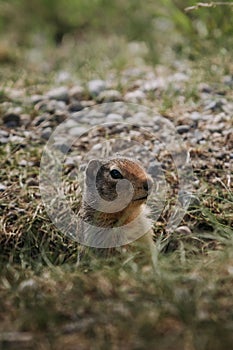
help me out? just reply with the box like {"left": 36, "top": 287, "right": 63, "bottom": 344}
{"left": 143, "top": 177, "right": 153, "bottom": 193}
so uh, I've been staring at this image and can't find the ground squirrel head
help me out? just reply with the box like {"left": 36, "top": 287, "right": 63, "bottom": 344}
{"left": 84, "top": 157, "right": 153, "bottom": 214}
{"left": 78, "top": 157, "right": 153, "bottom": 246}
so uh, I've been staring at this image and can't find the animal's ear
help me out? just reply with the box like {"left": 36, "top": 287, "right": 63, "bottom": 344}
{"left": 85, "top": 159, "right": 102, "bottom": 182}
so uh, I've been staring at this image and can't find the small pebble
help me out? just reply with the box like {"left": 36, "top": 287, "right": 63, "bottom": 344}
{"left": 54, "top": 142, "right": 70, "bottom": 154}
{"left": 0, "top": 183, "right": 6, "bottom": 191}
{"left": 69, "top": 85, "right": 85, "bottom": 100}
{"left": 92, "top": 143, "right": 102, "bottom": 151}
{"left": 170, "top": 72, "right": 188, "bottom": 82}
{"left": 133, "top": 112, "right": 149, "bottom": 123}
{"left": 64, "top": 119, "right": 80, "bottom": 128}
{"left": 20, "top": 114, "right": 31, "bottom": 127}
{"left": 19, "top": 160, "right": 34, "bottom": 167}
{"left": 207, "top": 123, "right": 224, "bottom": 133}
{"left": 124, "top": 90, "right": 146, "bottom": 102}
{"left": 215, "top": 152, "right": 227, "bottom": 160}
{"left": 35, "top": 100, "right": 66, "bottom": 113}
{"left": 47, "top": 87, "right": 69, "bottom": 103}
{"left": 3, "top": 113, "right": 21, "bottom": 128}
{"left": 96, "top": 90, "right": 122, "bottom": 102}
{"left": 193, "top": 130, "right": 205, "bottom": 142}
{"left": 52, "top": 112, "right": 67, "bottom": 124}
{"left": 106, "top": 113, "right": 123, "bottom": 122}
{"left": 31, "top": 94, "right": 45, "bottom": 104}
{"left": 56, "top": 70, "right": 71, "bottom": 83}
{"left": 68, "top": 102, "right": 84, "bottom": 112}
{"left": 86, "top": 111, "right": 106, "bottom": 119}
{"left": 143, "top": 80, "right": 159, "bottom": 92}
{"left": 175, "top": 226, "right": 192, "bottom": 235}
{"left": 223, "top": 75, "right": 233, "bottom": 87}
{"left": 0, "top": 129, "right": 9, "bottom": 137}
{"left": 0, "top": 137, "right": 8, "bottom": 144}
{"left": 9, "top": 135, "right": 24, "bottom": 143}
{"left": 148, "top": 161, "right": 162, "bottom": 177}
{"left": 88, "top": 79, "right": 106, "bottom": 97}
{"left": 41, "top": 127, "right": 53, "bottom": 140}
{"left": 64, "top": 157, "right": 76, "bottom": 166}
{"left": 204, "top": 100, "right": 223, "bottom": 112}
{"left": 190, "top": 112, "right": 202, "bottom": 122}
{"left": 69, "top": 126, "right": 87, "bottom": 136}
{"left": 26, "top": 178, "right": 39, "bottom": 187}
{"left": 199, "top": 83, "right": 212, "bottom": 93}
{"left": 176, "top": 125, "right": 190, "bottom": 134}
{"left": 49, "top": 100, "right": 66, "bottom": 112}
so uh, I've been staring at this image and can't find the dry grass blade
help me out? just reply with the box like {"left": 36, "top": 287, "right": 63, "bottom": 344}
{"left": 185, "top": 1, "right": 233, "bottom": 12}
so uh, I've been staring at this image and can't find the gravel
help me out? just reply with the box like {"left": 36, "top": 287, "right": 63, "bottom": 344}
{"left": 46, "top": 86, "right": 69, "bottom": 103}
{"left": 106, "top": 113, "right": 123, "bottom": 122}
{"left": 3, "top": 113, "right": 21, "bottom": 128}
{"left": 41, "top": 127, "right": 53, "bottom": 140}
{"left": 87, "top": 79, "right": 106, "bottom": 97}
{"left": 68, "top": 102, "right": 84, "bottom": 112}
{"left": 0, "top": 64, "right": 231, "bottom": 183}
{"left": 96, "top": 90, "right": 122, "bottom": 102}
{"left": 69, "top": 85, "right": 86, "bottom": 100}
{"left": 124, "top": 90, "right": 146, "bottom": 102}
{"left": 176, "top": 125, "right": 190, "bottom": 134}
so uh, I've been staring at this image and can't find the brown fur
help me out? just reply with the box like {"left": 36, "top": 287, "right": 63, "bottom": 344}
{"left": 78, "top": 157, "right": 157, "bottom": 266}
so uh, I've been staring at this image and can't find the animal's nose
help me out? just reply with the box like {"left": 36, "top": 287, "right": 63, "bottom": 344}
{"left": 143, "top": 178, "right": 153, "bottom": 192}
{"left": 143, "top": 181, "right": 149, "bottom": 191}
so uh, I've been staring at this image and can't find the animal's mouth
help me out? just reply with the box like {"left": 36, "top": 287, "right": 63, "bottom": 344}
{"left": 133, "top": 195, "right": 148, "bottom": 201}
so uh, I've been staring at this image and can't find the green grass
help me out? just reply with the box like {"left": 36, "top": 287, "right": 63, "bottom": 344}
{"left": 1, "top": 108, "right": 232, "bottom": 349}
{"left": 0, "top": 247, "right": 233, "bottom": 349}
{"left": 0, "top": 19, "right": 233, "bottom": 349}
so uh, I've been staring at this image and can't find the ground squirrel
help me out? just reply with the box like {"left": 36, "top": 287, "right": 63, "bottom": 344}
{"left": 77, "top": 156, "right": 157, "bottom": 266}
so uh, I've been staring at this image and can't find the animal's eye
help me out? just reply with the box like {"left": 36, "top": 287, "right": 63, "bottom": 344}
{"left": 110, "top": 169, "right": 123, "bottom": 179}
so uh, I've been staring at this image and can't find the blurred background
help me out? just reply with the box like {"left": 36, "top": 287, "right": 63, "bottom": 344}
{"left": 0, "top": 0, "right": 232, "bottom": 76}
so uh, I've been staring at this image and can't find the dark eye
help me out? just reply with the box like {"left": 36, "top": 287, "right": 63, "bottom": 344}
{"left": 110, "top": 169, "right": 123, "bottom": 179}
